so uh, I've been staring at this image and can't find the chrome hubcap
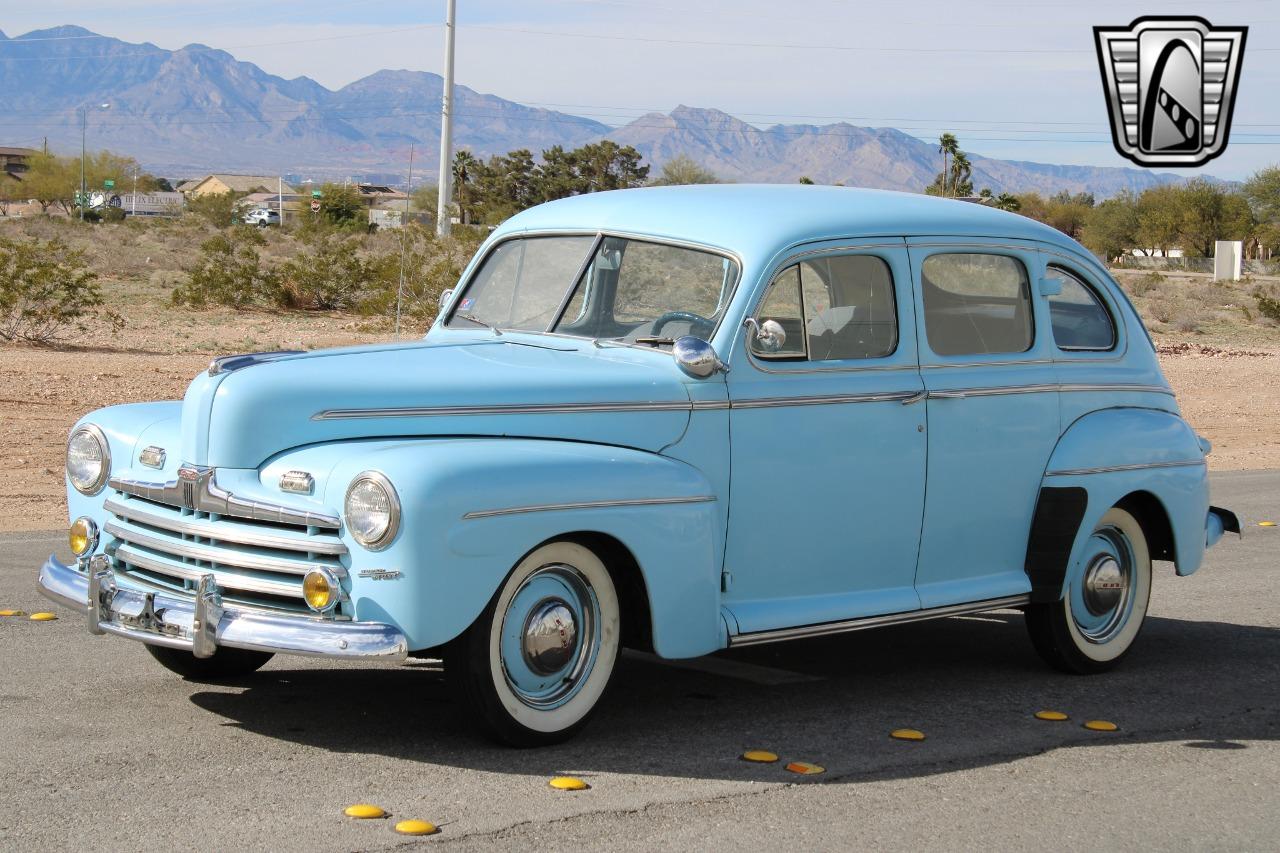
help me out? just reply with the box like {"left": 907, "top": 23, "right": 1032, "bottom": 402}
{"left": 1073, "top": 527, "right": 1136, "bottom": 644}
{"left": 499, "top": 564, "right": 600, "bottom": 710}
{"left": 522, "top": 598, "right": 579, "bottom": 674}
{"left": 1083, "top": 556, "right": 1126, "bottom": 615}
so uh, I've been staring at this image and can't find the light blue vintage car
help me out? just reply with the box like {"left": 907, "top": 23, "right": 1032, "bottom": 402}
{"left": 40, "top": 185, "right": 1239, "bottom": 745}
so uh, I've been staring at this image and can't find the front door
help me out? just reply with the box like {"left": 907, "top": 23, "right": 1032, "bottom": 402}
{"left": 723, "top": 242, "right": 927, "bottom": 635}
{"left": 906, "top": 239, "right": 1061, "bottom": 608}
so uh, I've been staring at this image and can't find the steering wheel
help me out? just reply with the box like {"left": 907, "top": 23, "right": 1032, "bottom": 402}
{"left": 651, "top": 311, "right": 715, "bottom": 339}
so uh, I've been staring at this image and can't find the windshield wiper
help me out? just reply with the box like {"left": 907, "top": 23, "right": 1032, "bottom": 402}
{"left": 631, "top": 336, "right": 675, "bottom": 347}
{"left": 455, "top": 312, "right": 502, "bottom": 336}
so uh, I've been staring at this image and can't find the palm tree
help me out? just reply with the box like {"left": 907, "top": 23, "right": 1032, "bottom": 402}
{"left": 938, "top": 133, "right": 959, "bottom": 197}
{"left": 950, "top": 151, "right": 973, "bottom": 197}
{"left": 453, "top": 150, "right": 479, "bottom": 224}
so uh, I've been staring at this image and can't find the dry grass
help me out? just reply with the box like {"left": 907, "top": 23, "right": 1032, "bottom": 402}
{"left": 1111, "top": 269, "right": 1280, "bottom": 348}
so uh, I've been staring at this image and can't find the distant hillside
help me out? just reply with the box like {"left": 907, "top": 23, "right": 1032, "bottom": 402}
{"left": 606, "top": 106, "right": 1187, "bottom": 196}
{"left": 1, "top": 26, "right": 1197, "bottom": 194}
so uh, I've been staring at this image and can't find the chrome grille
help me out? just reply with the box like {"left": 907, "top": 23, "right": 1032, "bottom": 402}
{"left": 102, "top": 491, "right": 347, "bottom": 614}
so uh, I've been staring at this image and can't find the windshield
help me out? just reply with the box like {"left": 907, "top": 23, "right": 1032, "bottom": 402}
{"left": 446, "top": 235, "right": 738, "bottom": 344}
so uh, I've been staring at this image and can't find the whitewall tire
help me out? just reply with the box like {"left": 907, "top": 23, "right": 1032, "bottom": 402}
{"left": 1026, "top": 507, "right": 1152, "bottom": 674}
{"left": 446, "top": 540, "right": 621, "bottom": 746}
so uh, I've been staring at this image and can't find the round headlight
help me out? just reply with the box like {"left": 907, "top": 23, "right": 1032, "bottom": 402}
{"left": 344, "top": 472, "right": 400, "bottom": 550}
{"left": 67, "top": 425, "right": 110, "bottom": 495}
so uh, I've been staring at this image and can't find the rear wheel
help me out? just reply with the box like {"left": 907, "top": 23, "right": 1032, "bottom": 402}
{"left": 1026, "top": 506, "right": 1152, "bottom": 674}
{"left": 446, "top": 540, "right": 621, "bottom": 747}
{"left": 146, "top": 644, "right": 274, "bottom": 681}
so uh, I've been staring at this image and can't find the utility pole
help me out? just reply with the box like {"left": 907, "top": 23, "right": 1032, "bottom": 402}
{"left": 436, "top": 0, "right": 457, "bottom": 237}
{"left": 131, "top": 165, "right": 138, "bottom": 217}
{"left": 395, "top": 144, "right": 415, "bottom": 337}
{"left": 278, "top": 176, "right": 283, "bottom": 225}
{"left": 79, "top": 107, "right": 86, "bottom": 221}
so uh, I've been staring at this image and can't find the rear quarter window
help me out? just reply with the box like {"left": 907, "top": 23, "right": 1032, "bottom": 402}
{"left": 1046, "top": 266, "right": 1117, "bottom": 351}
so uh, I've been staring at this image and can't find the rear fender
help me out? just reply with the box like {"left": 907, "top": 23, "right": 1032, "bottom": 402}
{"left": 1029, "top": 408, "right": 1209, "bottom": 601}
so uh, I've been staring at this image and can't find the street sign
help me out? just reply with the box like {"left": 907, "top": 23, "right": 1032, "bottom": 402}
{"left": 104, "top": 179, "right": 115, "bottom": 189}
{"left": 311, "top": 199, "right": 321, "bottom": 213}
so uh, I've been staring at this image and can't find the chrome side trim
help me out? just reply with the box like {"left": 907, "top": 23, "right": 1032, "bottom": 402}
{"left": 728, "top": 594, "right": 1032, "bottom": 647}
{"left": 104, "top": 498, "right": 347, "bottom": 555}
{"left": 313, "top": 400, "right": 694, "bottom": 420}
{"left": 1045, "top": 460, "right": 1206, "bottom": 477}
{"left": 927, "top": 383, "right": 1172, "bottom": 400}
{"left": 104, "top": 520, "right": 340, "bottom": 576}
{"left": 109, "top": 467, "right": 341, "bottom": 530}
{"left": 463, "top": 495, "right": 716, "bottom": 520}
{"left": 38, "top": 555, "right": 407, "bottom": 660}
{"left": 731, "top": 390, "right": 921, "bottom": 409}
{"left": 112, "top": 544, "right": 304, "bottom": 598}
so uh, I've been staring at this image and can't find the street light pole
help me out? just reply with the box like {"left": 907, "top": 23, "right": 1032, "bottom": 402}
{"left": 79, "top": 106, "right": 86, "bottom": 222}
{"left": 436, "top": 0, "right": 457, "bottom": 238}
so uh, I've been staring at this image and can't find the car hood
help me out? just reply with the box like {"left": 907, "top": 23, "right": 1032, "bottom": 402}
{"left": 180, "top": 339, "right": 694, "bottom": 469}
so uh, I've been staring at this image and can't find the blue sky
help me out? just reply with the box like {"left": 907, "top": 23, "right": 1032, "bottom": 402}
{"left": 3, "top": 0, "right": 1278, "bottom": 179}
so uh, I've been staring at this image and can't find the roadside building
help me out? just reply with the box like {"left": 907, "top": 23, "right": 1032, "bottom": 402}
{"left": 356, "top": 183, "right": 409, "bottom": 208}
{"left": 0, "top": 147, "right": 37, "bottom": 179}
{"left": 182, "top": 174, "right": 297, "bottom": 197}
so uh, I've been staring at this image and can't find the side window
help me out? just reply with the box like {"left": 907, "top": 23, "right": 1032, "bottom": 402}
{"left": 752, "top": 266, "right": 807, "bottom": 357}
{"left": 921, "top": 253, "right": 1033, "bottom": 356}
{"left": 1046, "top": 266, "right": 1116, "bottom": 351}
{"left": 799, "top": 255, "right": 897, "bottom": 360}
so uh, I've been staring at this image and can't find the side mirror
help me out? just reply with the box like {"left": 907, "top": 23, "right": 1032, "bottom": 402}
{"left": 673, "top": 336, "right": 726, "bottom": 379}
{"left": 745, "top": 318, "right": 787, "bottom": 353}
{"left": 438, "top": 288, "right": 455, "bottom": 313}
{"left": 1038, "top": 277, "right": 1062, "bottom": 297}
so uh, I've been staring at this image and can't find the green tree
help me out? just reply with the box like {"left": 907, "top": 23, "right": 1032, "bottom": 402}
{"left": 0, "top": 175, "right": 19, "bottom": 216}
{"left": 1176, "top": 179, "right": 1254, "bottom": 257}
{"left": 937, "top": 133, "right": 959, "bottom": 196}
{"left": 652, "top": 155, "right": 718, "bottom": 186}
{"left": 949, "top": 151, "right": 974, "bottom": 197}
{"left": 1242, "top": 166, "right": 1280, "bottom": 258}
{"left": 1081, "top": 191, "right": 1140, "bottom": 260}
{"left": 317, "top": 183, "right": 365, "bottom": 228}
{"left": 453, "top": 150, "right": 481, "bottom": 224}
{"left": 1135, "top": 184, "right": 1184, "bottom": 255}
{"left": 20, "top": 152, "right": 77, "bottom": 214}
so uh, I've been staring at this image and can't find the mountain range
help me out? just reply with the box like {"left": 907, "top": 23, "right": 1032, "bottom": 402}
{"left": 0, "top": 25, "right": 1196, "bottom": 196}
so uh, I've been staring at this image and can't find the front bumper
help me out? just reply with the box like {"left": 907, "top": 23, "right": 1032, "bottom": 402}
{"left": 38, "top": 554, "right": 407, "bottom": 661}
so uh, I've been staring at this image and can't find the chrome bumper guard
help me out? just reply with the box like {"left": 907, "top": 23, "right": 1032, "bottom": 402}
{"left": 38, "top": 554, "right": 407, "bottom": 661}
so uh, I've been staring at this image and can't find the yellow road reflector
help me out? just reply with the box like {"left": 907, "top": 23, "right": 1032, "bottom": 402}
{"left": 1259, "top": 521, "right": 1276, "bottom": 527}
{"left": 548, "top": 776, "right": 589, "bottom": 791}
{"left": 890, "top": 728, "right": 926, "bottom": 741}
{"left": 344, "top": 804, "right": 387, "bottom": 819}
{"left": 742, "top": 750, "right": 779, "bottom": 763}
{"left": 394, "top": 819, "right": 439, "bottom": 836}
{"left": 0, "top": 609, "right": 25, "bottom": 617}
{"left": 785, "top": 761, "right": 825, "bottom": 775}
{"left": 29, "top": 612, "right": 57, "bottom": 622}
{"left": 1035, "top": 710, "right": 1069, "bottom": 721}
{"left": 1083, "top": 720, "right": 1119, "bottom": 732}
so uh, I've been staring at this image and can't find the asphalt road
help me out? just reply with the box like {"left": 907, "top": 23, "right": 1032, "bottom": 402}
{"left": 0, "top": 470, "right": 1276, "bottom": 851}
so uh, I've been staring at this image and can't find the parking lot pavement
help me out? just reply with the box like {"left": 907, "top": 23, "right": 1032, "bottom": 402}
{"left": 0, "top": 471, "right": 1275, "bottom": 851}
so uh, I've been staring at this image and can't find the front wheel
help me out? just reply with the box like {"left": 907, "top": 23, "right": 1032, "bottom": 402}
{"left": 446, "top": 541, "right": 621, "bottom": 747}
{"left": 146, "top": 644, "right": 274, "bottom": 681}
{"left": 1026, "top": 506, "right": 1152, "bottom": 674}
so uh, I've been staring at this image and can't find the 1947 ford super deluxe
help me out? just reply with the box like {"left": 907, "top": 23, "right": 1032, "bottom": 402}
{"left": 39, "top": 185, "right": 1240, "bottom": 746}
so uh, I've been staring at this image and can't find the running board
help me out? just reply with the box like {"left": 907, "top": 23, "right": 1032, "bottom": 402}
{"left": 727, "top": 594, "right": 1032, "bottom": 647}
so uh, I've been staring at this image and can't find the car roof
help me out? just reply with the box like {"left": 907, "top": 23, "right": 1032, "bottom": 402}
{"left": 493, "top": 184, "right": 1089, "bottom": 267}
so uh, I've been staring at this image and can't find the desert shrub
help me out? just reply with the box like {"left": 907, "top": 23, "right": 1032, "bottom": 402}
{"left": 0, "top": 236, "right": 122, "bottom": 344}
{"left": 100, "top": 207, "right": 127, "bottom": 223}
{"left": 186, "top": 192, "right": 243, "bottom": 228}
{"left": 1126, "top": 271, "right": 1166, "bottom": 296}
{"left": 361, "top": 226, "right": 485, "bottom": 324}
{"left": 1254, "top": 286, "right": 1280, "bottom": 323}
{"left": 275, "top": 233, "right": 380, "bottom": 310}
{"left": 171, "top": 227, "right": 278, "bottom": 308}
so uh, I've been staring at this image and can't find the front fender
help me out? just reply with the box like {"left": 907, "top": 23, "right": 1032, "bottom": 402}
{"left": 304, "top": 438, "right": 724, "bottom": 657}
{"left": 1035, "top": 408, "right": 1209, "bottom": 600}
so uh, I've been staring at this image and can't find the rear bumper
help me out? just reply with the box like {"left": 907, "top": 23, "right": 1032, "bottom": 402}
{"left": 1206, "top": 505, "right": 1242, "bottom": 549}
{"left": 38, "top": 554, "right": 407, "bottom": 661}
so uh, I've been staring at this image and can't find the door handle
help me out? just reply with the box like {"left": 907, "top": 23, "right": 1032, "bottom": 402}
{"left": 900, "top": 391, "right": 927, "bottom": 406}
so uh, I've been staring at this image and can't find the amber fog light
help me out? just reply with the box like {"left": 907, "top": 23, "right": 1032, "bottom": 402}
{"left": 69, "top": 517, "right": 98, "bottom": 557}
{"left": 303, "top": 567, "right": 341, "bottom": 614}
